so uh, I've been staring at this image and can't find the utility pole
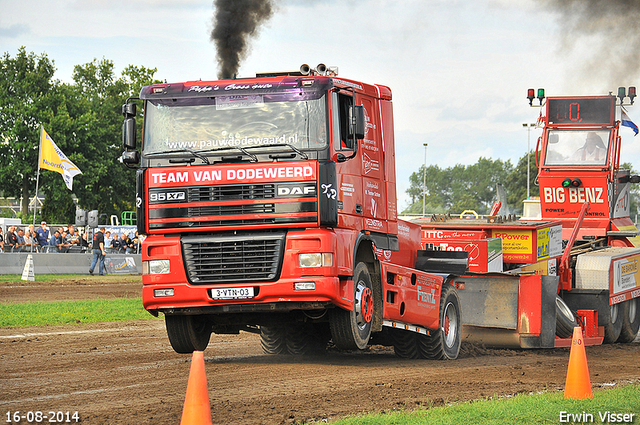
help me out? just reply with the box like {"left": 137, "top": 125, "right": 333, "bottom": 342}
{"left": 422, "top": 143, "right": 428, "bottom": 217}
{"left": 522, "top": 123, "right": 535, "bottom": 198}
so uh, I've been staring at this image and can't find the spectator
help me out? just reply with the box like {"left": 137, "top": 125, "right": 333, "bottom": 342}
{"left": 104, "top": 231, "right": 113, "bottom": 252}
{"left": 35, "top": 221, "right": 49, "bottom": 248}
{"left": 80, "top": 232, "right": 90, "bottom": 250}
{"left": 58, "top": 230, "right": 71, "bottom": 253}
{"left": 111, "top": 233, "right": 122, "bottom": 252}
{"left": 23, "top": 229, "right": 37, "bottom": 252}
{"left": 5, "top": 225, "right": 18, "bottom": 252}
{"left": 0, "top": 227, "right": 4, "bottom": 252}
{"left": 66, "top": 224, "right": 79, "bottom": 246}
{"left": 16, "top": 228, "right": 26, "bottom": 251}
{"left": 118, "top": 233, "right": 134, "bottom": 253}
{"left": 48, "top": 230, "right": 63, "bottom": 253}
{"left": 132, "top": 231, "right": 142, "bottom": 254}
{"left": 89, "top": 227, "right": 106, "bottom": 276}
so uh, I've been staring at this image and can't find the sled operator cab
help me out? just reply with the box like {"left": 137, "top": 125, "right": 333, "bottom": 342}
{"left": 530, "top": 88, "right": 640, "bottom": 344}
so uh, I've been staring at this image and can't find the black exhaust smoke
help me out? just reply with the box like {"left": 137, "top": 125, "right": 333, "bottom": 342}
{"left": 211, "top": 0, "right": 276, "bottom": 80}
{"left": 537, "top": 0, "right": 640, "bottom": 87}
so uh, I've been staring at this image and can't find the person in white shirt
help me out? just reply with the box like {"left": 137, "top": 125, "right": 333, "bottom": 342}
{"left": 570, "top": 132, "right": 607, "bottom": 163}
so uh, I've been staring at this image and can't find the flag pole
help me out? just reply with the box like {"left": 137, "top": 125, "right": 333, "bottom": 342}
{"left": 31, "top": 125, "right": 44, "bottom": 254}
{"left": 22, "top": 126, "right": 43, "bottom": 281}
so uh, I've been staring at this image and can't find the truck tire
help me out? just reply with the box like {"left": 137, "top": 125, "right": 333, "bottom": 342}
{"left": 555, "top": 296, "right": 578, "bottom": 339}
{"left": 165, "top": 315, "right": 211, "bottom": 354}
{"left": 392, "top": 329, "right": 419, "bottom": 359}
{"left": 602, "top": 302, "right": 623, "bottom": 344}
{"left": 260, "top": 326, "right": 288, "bottom": 355}
{"left": 330, "top": 262, "right": 374, "bottom": 350}
{"left": 617, "top": 298, "right": 640, "bottom": 343}
{"left": 286, "top": 323, "right": 328, "bottom": 355}
{"left": 417, "top": 284, "right": 461, "bottom": 360}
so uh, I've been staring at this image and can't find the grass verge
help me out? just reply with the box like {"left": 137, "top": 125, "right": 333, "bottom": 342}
{"left": 0, "top": 298, "right": 156, "bottom": 327}
{"left": 331, "top": 383, "right": 640, "bottom": 425}
{"left": 0, "top": 274, "right": 141, "bottom": 283}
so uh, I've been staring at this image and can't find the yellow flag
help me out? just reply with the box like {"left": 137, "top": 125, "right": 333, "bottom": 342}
{"left": 39, "top": 127, "right": 82, "bottom": 190}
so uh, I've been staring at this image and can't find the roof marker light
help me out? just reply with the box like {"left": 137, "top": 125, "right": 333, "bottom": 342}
{"left": 629, "top": 87, "right": 636, "bottom": 105}
{"left": 618, "top": 87, "right": 626, "bottom": 104}
{"left": 537, "top": 88, "right": 545, "bottom": 103}
{"left": 527, "top": 88, "right": 535, "bottom": 106}
{"left": 571, "top": 178, "right": 582, "bottom": 187}
{"left": 562, "top": 178, "right": 572, "bottom": 188}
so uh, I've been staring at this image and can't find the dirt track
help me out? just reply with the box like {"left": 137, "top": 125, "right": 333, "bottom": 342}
{"left": 1, "top": 278, "right": 639, "bottom": 424}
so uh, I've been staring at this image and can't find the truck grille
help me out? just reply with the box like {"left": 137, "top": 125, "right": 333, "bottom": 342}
{"left": 148, "top": 182, "right": 317, "bottom": 230}
{"left": 189, "top": 184, "right": 275, "bottom": 202}
{"left": 182, "top": 232, "right": 285, "bottom": 284}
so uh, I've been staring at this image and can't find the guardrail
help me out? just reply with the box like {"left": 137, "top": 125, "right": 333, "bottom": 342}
{"left": 0, "top": 253, "right": 142, "bottom": 275}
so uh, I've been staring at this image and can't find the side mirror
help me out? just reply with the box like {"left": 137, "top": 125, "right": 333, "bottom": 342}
{"left": 349, "top": 105, "right": 366, "bottom": 140}
{"left": 122, "top": 150, "right": 140, "bottom": 165}
{"left": 122, "top": 103, "right": 137, "bottom": 150}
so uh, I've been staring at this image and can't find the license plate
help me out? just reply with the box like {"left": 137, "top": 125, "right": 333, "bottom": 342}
{"left": 211, "top": 287, "right": 255, "bottom": 300}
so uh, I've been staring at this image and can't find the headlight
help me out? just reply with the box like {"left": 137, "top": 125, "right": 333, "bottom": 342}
{"left": 143, "top": 259, "right": 170, "bottom": 275}
{"left": 298, "top": 253, "right": 333, "bottom": 268}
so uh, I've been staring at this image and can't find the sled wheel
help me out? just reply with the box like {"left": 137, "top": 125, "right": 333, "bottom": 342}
{"left": 165, "top": 315, "right": 211, "bottom": 354}
{"left": 617, "top": 298, "right": 640, "bottom": 343}
{"left": 330, "top": 262, "right": 374, "bottom": 350}
{"left": 602, "top": 301, "right": 623, "bottom": 344}
{"left": 555, "top": 296, "right": 578, "bottom": 339}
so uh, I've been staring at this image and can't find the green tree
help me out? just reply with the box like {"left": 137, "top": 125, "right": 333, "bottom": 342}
{"left": 0, "top": 48, "right": 158, "bottom": 224}
{"left": 61, "top": 58, "right": 158, "bottom": 218}
{"left": 504, "top": 150, "right": 539, "bottom": 214}
{"left": 0, "top": 47, "right": 57, "bottom": 216}
{"left": 403, "top": 158, "right": 513, "bottom": 215}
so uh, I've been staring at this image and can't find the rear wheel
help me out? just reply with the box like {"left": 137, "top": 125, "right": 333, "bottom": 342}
{"left": 418, "top": 284, "right": 461, "bottom": 360}
{"left": 260, "top": 326, "right": 288, "bottom": 355}
{"left": 555, "top": 296, "right": 578, "bottom": 338}
{"left": 617, "top": 298, "right": 640, "bottom": 343}
{"left": 165, "top": 315, "right": 211, "bottom": 354}
{"left": 330, "top": 262, "right": 374, "bottom": 350}
{"left": 392, "top": 329, "right": 420, "bottom": 359}
{"left": 286, "top": 323, "right": 328, "bottom": 355}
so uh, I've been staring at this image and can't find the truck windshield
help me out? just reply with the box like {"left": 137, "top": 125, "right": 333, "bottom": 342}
{"left": 544, "top": 129, "right": 611, "bottom": 166}
{"left": 142, "top": 93, "right": 328, "bottom": 155}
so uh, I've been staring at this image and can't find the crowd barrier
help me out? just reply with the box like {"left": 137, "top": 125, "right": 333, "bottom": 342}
{"left": 0, "top": 253, "right": 142, "bottom": 275}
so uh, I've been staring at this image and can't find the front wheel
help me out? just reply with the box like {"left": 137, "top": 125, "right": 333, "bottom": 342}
{"left": 617, "top": 298, "right": 640, "bottom": 343}
{"left": 330, "top": 262, "right": 374, "bottom": 350}
{"left": 165, "top": 315, "right": 211, "bottom": 354}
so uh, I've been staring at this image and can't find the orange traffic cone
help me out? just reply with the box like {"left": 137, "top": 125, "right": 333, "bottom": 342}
{"left": 564, "top": 326, "right": 593, "bottom": 399}
{"left": 180, "top": 351, "right": 213, "bottom": 425}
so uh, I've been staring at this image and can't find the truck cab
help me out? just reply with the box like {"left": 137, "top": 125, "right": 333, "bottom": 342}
{"left": 122, "top": 66, "right": 460, "bottom": 359}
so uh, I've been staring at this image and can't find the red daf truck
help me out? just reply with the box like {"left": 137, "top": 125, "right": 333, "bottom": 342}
{"left": 121, "top": 65, "right": 465, "bottom": 359}
{"left": 416, "top": 91, "right": 640, "bottom": 347}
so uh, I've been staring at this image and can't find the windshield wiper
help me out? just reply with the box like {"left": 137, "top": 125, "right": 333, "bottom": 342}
{"left": 245, "top": 143, "right": 309, "bottom": 160}
{"left": 199, "top": 146, "right": 258, "bottom": 162}
{"left": 145, "top": 148, "right": 210, "bottom": 164}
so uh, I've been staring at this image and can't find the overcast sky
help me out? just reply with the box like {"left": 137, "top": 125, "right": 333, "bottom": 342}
{"left": 3, "top": 0, "right": 640, "bottom": 211}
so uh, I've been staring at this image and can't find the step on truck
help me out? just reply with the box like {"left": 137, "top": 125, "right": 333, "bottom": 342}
{"left": 414, "top": 89, "right": 640, "bottom": 348}
{"left": 121, "top": 65, "right": 465, "bottom": 359}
